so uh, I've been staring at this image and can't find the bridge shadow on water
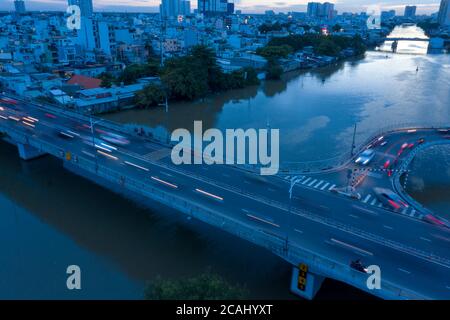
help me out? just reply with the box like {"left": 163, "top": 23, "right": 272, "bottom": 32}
{"left": 0, "top": 140, "right": 376, "bottom": 300}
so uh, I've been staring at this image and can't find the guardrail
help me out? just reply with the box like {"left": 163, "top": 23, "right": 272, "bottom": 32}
{"left": 0, "top": 121, "right": 437, "bottom": 299}
{"left": 279, "top": 122, "right": 450, "bottom": 175}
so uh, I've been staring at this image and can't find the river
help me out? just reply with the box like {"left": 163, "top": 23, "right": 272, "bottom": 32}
{"left": 0, "top": 25, "right": 448, "bottom": 299}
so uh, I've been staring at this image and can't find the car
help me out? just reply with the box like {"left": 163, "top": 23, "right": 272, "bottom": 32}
{"left": 355, "top": 149, "right": 375, "bottom": 166}
{"left": 423, "top": 214, "right": 447, "bottom": 227}
{"left": 374, "top": 188, "right": 409, "bottom": 210}
{"left": 100, "top": 132, "right": 130, "bottom": 146}
{"left": 380, "top": 141, "right": 388, "bottom": 147}
{"left": 417, "top": 138, "right": 425, "bottom": 144}
{"left": 437, "top": 129, "right": 449, "bottom": 134}
{"left": 400, "top": 143, "right": 409, "bottom": 150}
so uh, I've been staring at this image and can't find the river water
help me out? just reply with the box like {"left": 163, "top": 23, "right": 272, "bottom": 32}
{"left": 0, "top": 25, "right": 448, "bottom": 299}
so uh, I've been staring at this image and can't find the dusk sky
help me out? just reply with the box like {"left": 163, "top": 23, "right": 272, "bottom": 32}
{"left": 0, "top": 0, "right": 442, "bottom": 14}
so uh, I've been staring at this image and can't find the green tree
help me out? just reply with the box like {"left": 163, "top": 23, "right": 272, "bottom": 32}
{"left": 265, "top": 59, "right": 283, "bottom": 80}
{"left": 99, "top": 72, "right": 114, "bottom": 88}
{"left": 135, "top": 84, "right": 166, "bottom": 108}
{"left": 315, "top": 39, "right": 341, "bottom": 56}
{"left": 256, "top": 45, "right": 293, "bottom": 59}
{"left": 144, "top": 272, "right": 249, "bottom": 300}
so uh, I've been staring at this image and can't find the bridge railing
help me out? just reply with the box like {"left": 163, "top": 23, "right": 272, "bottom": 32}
{"left": 0, "top": 122, "right": 431, "bottom": 299}
{"left": 279, "top": 121, "right": 450, "bottom": 175}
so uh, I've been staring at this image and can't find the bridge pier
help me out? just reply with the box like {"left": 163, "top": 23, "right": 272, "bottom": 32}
{"left": 16, "top": 143, "right": 47, "bottom": 160}
{"left": 290, "top": 266, "right": 325, "bottom": 300}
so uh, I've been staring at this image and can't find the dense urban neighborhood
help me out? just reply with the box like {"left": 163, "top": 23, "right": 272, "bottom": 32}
{"left": 1, "top": 1, "right": 449, "bottom": 114}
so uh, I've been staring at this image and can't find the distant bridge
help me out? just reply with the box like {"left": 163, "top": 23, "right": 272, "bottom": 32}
{"left": 384, "top": 37, "right": 429, "bottom": 42}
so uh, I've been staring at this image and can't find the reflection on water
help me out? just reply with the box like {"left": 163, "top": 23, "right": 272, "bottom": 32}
{"left": 0, "top": 141, "right": 372, "bottom": 299}
{"left": 406, "top": 145, "right": 450, "bottom": 219}
{"left": 1, "top": 25, "right": 449, "bottom": 299}
{"left": 106, "top": 52, "right": 450, "bottom": 164}
{"left": 379, "top": 25, "right": 429, "bottom": 55}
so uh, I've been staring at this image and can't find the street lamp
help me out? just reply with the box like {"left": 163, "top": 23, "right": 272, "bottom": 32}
{"left": 87, "top": 108, "right": 103, "bottom": 171}
{"left": 287, "top": 176, "right": 303, "bottom": 248}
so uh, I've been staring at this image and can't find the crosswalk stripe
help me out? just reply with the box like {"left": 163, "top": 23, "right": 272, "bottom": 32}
{"left": 401, "top": 207, "right": 408, "bottom": 214}
{"left": 314, "top": 181, "right": 323, "bottom": 188}
{"left": 321, "top": 183, "right": 330, "bottom": 190}
{"left": 370, "top": 199, "right": 377, "bottom": 206}
{"left": 328, "top": 184, "right": 336, "bottom": 190}
{"left": 409, "top": 209, "right": 416, "bottom": 217}
{"left": 363, "top": 195, "right": 371, "bottom": 203}
{"left": 308, "top": 179, "right": 317, "bottom": 187}
{"left": 302, "top": 178, "right": 311, "bottom": 185}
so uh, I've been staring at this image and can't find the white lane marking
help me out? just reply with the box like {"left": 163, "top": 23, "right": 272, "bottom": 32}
{"left": 97, "top": 150, "right": 118, "bottom": 160}
{"left": 397, "top": 268, "right": 411, "bottom": 274}
{"left": 419, "top": 237, "right": 432, "bottom": 243}
{"left": 246, "top": 213, "right": 280, "bottom": 228}
{"left": 383, "top": 225, "right": 394, "bottom": 230}
{"left": 151, "top": 176, "right": 178, "bottom": 189}
{"left": 363, "top": 194, "right": 371, "bottom": 203}
{"left": 59, "top": 131, "right": 74, "bottom": 139}
{"left": 160, "top": 171, "right": 174, "bottom": 178}
{"left": 81, "top": 150, "right": 95, "bottom": 158}
{"left": 314, "top": 180, "right": 324, "bottom": 188}
{"left": 302, "top": 177, "right": 311, "bottom": 185}
{"left": 294, "top": 229, "right": 303, "bottom": 234}
{"left": 308, "top": 179, "right": 318, "bottom": 187}
{"left": 348, "top": 214, "right": 359, "bottom": 219}
{"left": 321, "top": 182, "right": 330, "bottom": 190}
{"left": 8, "top": 116, "right": 20, "bottom": 121}
{"left": 431, "top": 234, "right": 450, "bottom": 242}
{"left": 195, "top": 188, "right": 224, "bottom": 201}
{"left": 352, "top": 205, "right": 379, "bottom": 216}
{"left": 370, "top": 199, "right": 377, "bottom": 206}
{"left": 124, "top": 161, "right": 149, "bottom": 172}
{"left": 0, "top": 115, "right": 7, "bottom": 120}
{"left": 330, "top": 238, "right": 373, "bottom": 256}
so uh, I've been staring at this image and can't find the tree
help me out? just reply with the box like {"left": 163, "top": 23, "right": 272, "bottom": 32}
{"left": 99, "top": 72, "right": 114, "bottom": 88}
{"left": 144, "top": 272, "right": 248, "bottom": 300}
{"left": 265, "top": 59, "right": 283, "bottom": 80}
{"left": 315, "top": 39, "right": 341, "bottom": 56}
{"left": 135, "top": 84, "right": 166, "bottom": 108}
{"left": 332, "top": 24, "right": 343, "bottom": 32}
{"left": 256, "top": 45, "right": 293, "bottom": 59}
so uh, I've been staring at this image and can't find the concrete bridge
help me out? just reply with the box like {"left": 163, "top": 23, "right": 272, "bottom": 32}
{"left": 1, "top": 95, "right": 449, "bottom": 300}
{"left": 384, "top": 37, "right": 430, "bottom": 42}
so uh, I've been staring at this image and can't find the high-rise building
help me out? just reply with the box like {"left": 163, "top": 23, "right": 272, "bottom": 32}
{"left": 404, "top": 5, "right": 417, "bottom": 18}
{"left": 68, "top": 0, "right": 94, "bottom": 17}
{"left": 438, "top": 0, "right": 450, "bottom": 26}
{"left": 161, "top": 0, "right": 191, "bottom": 18}
{"left": 14, "top": 0, "right": 26, "bottom": 14}
{"left": 307, "top": 2, "right": 335, "bottom": 20}
{"left": 198, "top": 0, "right": 231, "bottom": 15}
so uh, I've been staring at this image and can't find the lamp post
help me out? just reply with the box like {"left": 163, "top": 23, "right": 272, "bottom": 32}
{"left": 287, "top": 176, "right": 302, "bottom": 249}
{"left": 88, "top": 108, "right": 103, "bottom": 172}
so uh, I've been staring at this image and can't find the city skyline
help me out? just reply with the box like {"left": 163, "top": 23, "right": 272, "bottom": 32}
{"left": 0, "top": 0, "right": 443, "bottom": 14}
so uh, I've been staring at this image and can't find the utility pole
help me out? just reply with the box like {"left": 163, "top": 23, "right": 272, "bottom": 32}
{"left": 351, "top": 123, "right": 357, "bottom": 157}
